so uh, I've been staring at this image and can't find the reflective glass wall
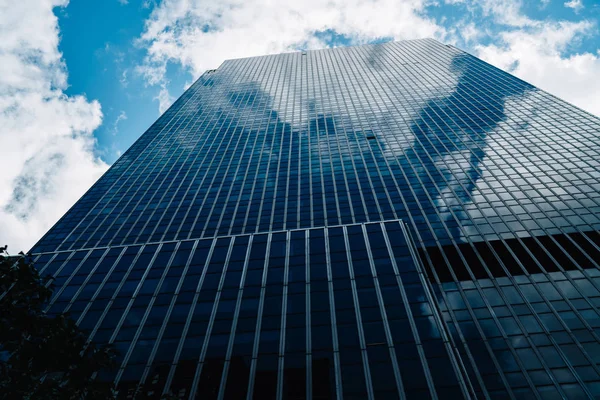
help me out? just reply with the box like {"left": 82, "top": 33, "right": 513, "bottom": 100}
{"left": 30, "top": 39, "right": 600, "bottom": 399}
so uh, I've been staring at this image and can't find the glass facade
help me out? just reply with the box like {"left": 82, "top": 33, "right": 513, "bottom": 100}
{"left": 30, "top": 38, "right": 600, "bottom": 399}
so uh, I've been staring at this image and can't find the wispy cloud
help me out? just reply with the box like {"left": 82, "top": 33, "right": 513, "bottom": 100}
{"left": 120, "top": 69, "right": 129, "bottom": 87}
{"left": 112, "top": 110, "right": 128, "bottom": 135}
{"left": 564, "top": 0, "right": 584, "bottom": 12}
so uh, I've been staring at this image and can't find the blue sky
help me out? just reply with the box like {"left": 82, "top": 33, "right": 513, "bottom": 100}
{"left": 1, "top": 0, "right": 599, "bottom": 250}
{"left": 57, "top": 2, "right": 179, "bottom": 163}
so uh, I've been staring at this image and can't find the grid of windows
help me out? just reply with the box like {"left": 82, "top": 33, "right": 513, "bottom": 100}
{"left": 29, "top": 38, "right": 600, "bottom": 399}
{"left": 35, "top": 221, "right": 468, "bottom": 399}
{"left": 31, "top": 39, "right": 600, "bottom": 254}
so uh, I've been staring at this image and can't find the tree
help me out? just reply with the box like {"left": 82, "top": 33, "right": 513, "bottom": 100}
{"left": 0, "top": 247, "right": 117, "bottom": 399}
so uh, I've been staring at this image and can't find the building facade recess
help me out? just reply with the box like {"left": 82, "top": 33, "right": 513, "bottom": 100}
{"left": 30, "top": 38, "right": 600, "bottom": 399}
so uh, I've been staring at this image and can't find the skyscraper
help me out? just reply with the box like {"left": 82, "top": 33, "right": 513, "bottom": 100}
{"left": 30, "top": 38, "right": 600, "bottom": 399}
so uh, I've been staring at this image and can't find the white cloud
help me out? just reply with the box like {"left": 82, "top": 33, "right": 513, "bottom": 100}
{"left": 118, "top": 0, "right": 129, "bottom": 5}
{"left": 430, "top": 0, "right": 600, "bottom": 117}
{"left": 450, "top": 20, "right": 483, "bottom": 45}
{"left": 136, "top": 0, "right": 447, "bottom": 106}
{"left": 0, "top": 0, "right": 108, "bottom": 252}
{"left": 454, "top": 0, "right": 538, "bottom": 28}
{"left": 564, "top": 0, "right": 584, "bottom": 12}
{"left": 475, "top": 20, "right": 600, "bottom": 117}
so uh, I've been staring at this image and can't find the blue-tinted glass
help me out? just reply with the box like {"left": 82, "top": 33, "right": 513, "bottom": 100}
{"left": 28, "top": 39, "right": 600, "bottom": 398}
